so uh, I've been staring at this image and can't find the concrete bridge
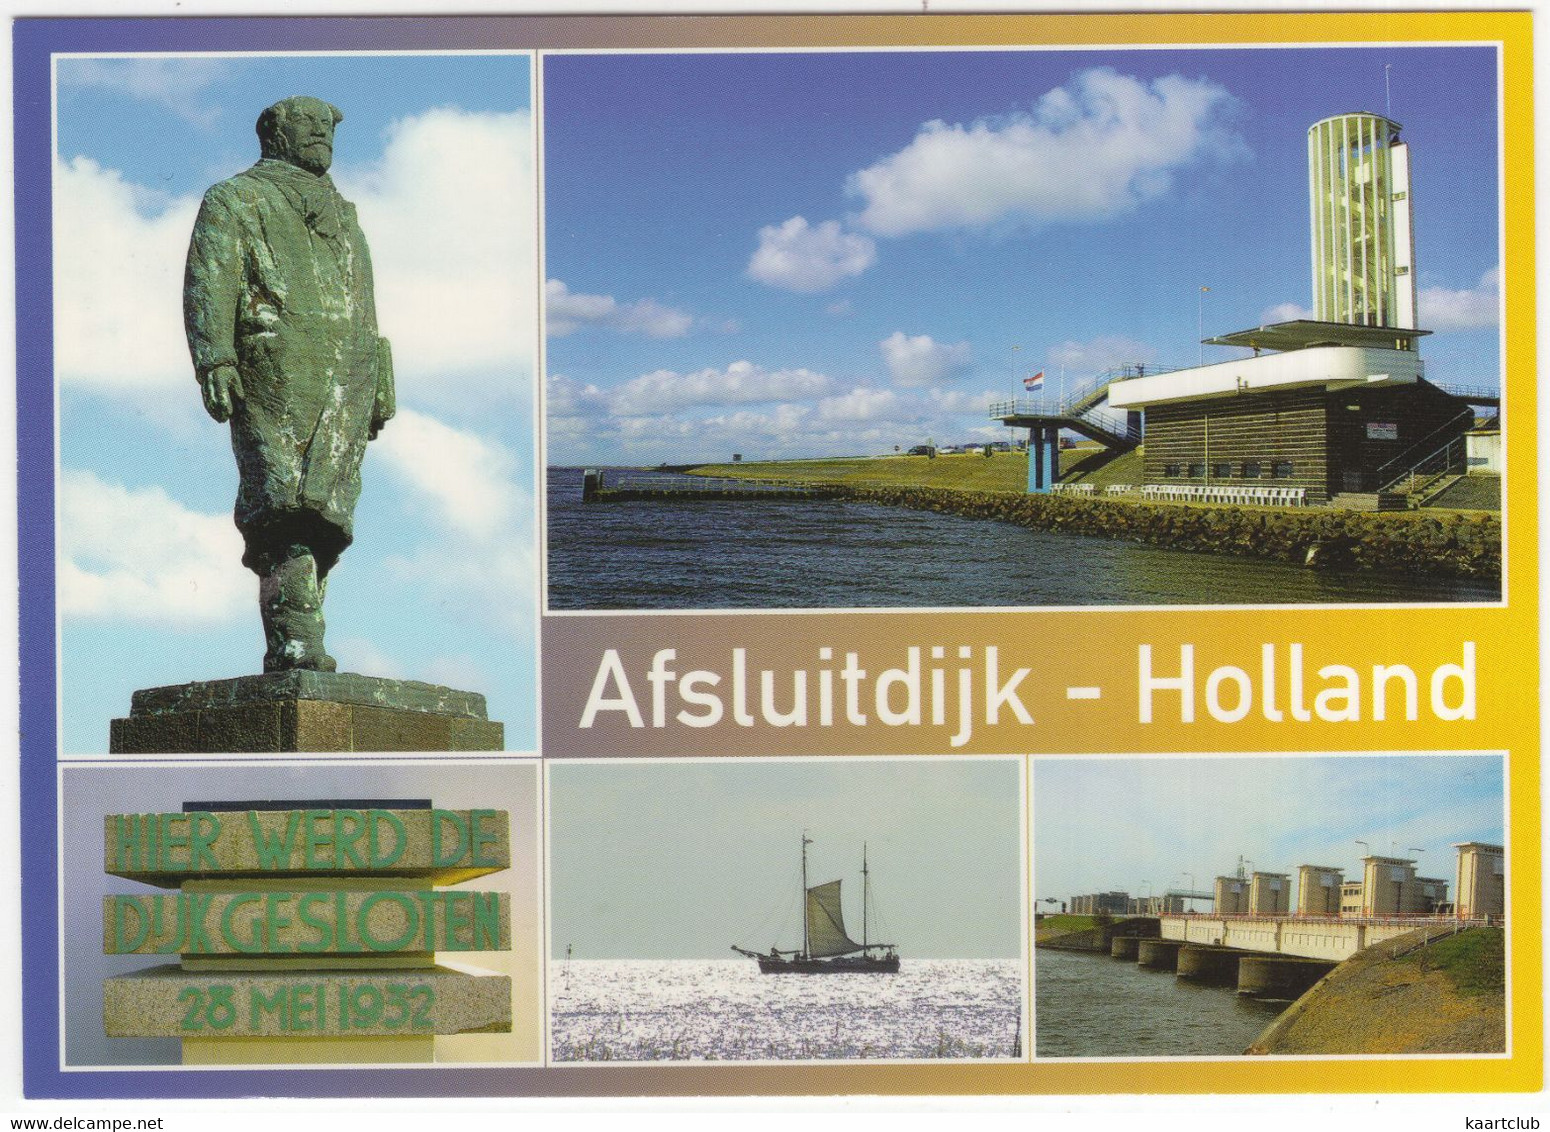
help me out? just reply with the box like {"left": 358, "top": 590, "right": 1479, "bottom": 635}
{"left": 1160, "top": 913, "right": 1475, "bottom": 961}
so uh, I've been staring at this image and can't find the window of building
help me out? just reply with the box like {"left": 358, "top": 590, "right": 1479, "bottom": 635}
{"left": 1241, "top": 461, "right": 1262, "bottom": 478}
{"left": 1187, "top": 462, "right": 1206, "bottom": 478}
{"left": 1163, "top": 463, "right": 1181, "bottom": 477}
{"left": 1272, "top": 461, "right": 1294, "bottom": 478}
{"left": 1212, "top": 462, "right": 1232, "bottom": 479}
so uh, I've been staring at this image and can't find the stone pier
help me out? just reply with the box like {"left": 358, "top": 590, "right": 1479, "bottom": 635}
{"left": 1110, "top": 936, "right": 1141, "bottom": 959}
{"left": 1175, "top": 944, "right": 1246, "bottom": 985}
{"left": 1237, "top": 955, "right": 1336, "bottom": 1000}
{"left": 1136, "top": 938, "right": 1185, "bottom": 971}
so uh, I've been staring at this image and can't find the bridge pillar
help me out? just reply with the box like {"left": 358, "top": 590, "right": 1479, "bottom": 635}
{"left": 1236, "top": 956, "right": 1336, "bottom": 1000}
{"left": 1176, "top": 945, "right": 1245, "bottom": 986}
{"left": 1136, "top": 938, "right": 1184, "bottom": 971}
{"left": 1027, "top": 426, "right": 1059, "bottom": 493}
{"left": 1110, "top": 936, "right": 1141, "bottom": 959}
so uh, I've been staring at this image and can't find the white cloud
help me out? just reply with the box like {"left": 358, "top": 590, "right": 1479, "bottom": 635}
{"left": 1420, "top": 267, "right": 1500, "bottom": 331}
{"left": 59, "top": 468, "right": 249, "bottom": 624}
{"left": 373, "top": 408, "right": 526, "bottom": 542}
{"left": 612, "top": 360, "right": 833, "bottom": 415}
{"left": 848, "top": 68, "right": 1244, "bottom": 237}
{"left": 879, "top": 331, "right": 974, "bottom": 387}
{"left": 816, "top": 387, "right": 903, "bottom": 422}
{"left": 746, "top": 216, "right": 876, "bottom": 292}
{"left": 545, "top": 279, "right": 693, "bottom": 338}
{"left": 53, "top": 157, "right": 199, "bottom": 396}
{"left": 55, "top": 107, "right": 535, "bottom": 417}
{"left": 1046, "top": 334, "right": 1157, "bottom": 376}
{"left": 373, "top": 408, "right": 535, "bottom": 638}
{"left": 545, "top": 372, "right": 608, "bottom": 416}
{"left": 826, "top": 299, "right": 855, "bottom": 317}
{"left": 1260, "top": 301, "right": 1316, "bottom": 324}
{"left": 346, "top": 108, "right": 535, "bottom": 396}
{"left": 58, "top": 58, "right": 225, "bottom": 125}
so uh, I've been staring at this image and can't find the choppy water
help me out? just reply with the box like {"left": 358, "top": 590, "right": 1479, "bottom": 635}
{"left": 547, "top": 468, "right": 1497, "bottom": 609}
{"left": 1035, "top": 948, "right": 1284, "bottom": 1058}
{"left": 550, "top": 958, "right": 1022, "bottom": 1061}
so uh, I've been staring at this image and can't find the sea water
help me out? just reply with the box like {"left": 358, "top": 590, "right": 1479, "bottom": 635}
{"left": 546, "top": 468, "right": 1498, "bottom": 610}
{"left": 550, "top": 958, "right": 1022, "bottom": 1061}
{"left": 1035, "top": 948, "right": 1284, "bottom": 1058}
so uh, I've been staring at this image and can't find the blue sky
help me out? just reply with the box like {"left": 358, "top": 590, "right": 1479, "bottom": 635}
{"left": 1034, "top": 753, "right": 1504, "bottom": 907}
{"left": 54, "top": 54, "right": 537, "bottom": 752}
{"left": 544, "top": 46, "right": 1502, "bottom": 465}
{"left": 548, "top": 758, "right": 1023, "bottom": 959}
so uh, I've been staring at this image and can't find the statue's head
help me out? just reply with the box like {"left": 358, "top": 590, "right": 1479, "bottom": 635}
{"left": 257, "top": 96, "right": 344, "bottom": 175}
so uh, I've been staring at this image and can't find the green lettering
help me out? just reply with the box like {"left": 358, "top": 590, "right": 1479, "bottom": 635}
{"left": 248, "top": 811, "right": 301, "bottom": 870}
{"left": 251, "top": 986, "right": 287, "bottom": 1030}
{"left": 431, "top": 810, "right": 467, "bottom": 867}
{"left": 296, "top": 892, "right": 333, "bottom": 952}
{"left": 359, "top": 892, "right": 419, "bottom": 952}
{"left": 303, "top": 810, "right": 333, "bottom": 869}
{"left": 447, "top": 891, "right": 471, "bottom": 948}
{"left": 369, "top": 810, "right": 405, "bottom": 868}
{"left": 188, "top": 812, "right": 220, "bottom": 870}
{"left": 335, "top": 809, "right": 365, "bottom": 868}
{"left": 265, "top": 892, "right": 294, "bottom": 953}
{"left": 292, "top": 984, "right": 315, "bottom": 1031}
{"left": 334, "top": 891, "right": 362, "bottom": 952}
{"left": 158, "top": 812, "right": 189, "bottom": 868}
{"left": 109, "top": 895, "right": 149, "bottom": 952}
{"left": 470, "top": 809, "right": 499, "bottom": 867}
{"left": 183, "top": 892, "right": 215, "bottom": 953}
{"left": 220, "top": 892, "right": 264, "bottom": 953}
{"left": 472, "top": 891, "right": 501, "bottom": 950}
{"left": 111, "top": 815, "right": 142, "bottom": 872}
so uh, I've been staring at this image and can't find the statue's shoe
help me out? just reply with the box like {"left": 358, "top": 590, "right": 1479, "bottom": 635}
{"left": 264, "top": 647, "right": 338, "bottom": 673}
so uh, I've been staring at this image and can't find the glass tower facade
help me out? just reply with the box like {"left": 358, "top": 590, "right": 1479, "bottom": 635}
{"left": 1308, "top": 112, "right": 1417, "bottom": 331}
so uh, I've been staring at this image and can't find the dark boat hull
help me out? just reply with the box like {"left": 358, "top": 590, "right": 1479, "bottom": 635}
{"left": 755, "top": 954, "right": 900, "bottom": 974}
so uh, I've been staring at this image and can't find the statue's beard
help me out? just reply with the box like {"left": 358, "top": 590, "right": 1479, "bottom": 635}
{"left": 283, "top": 140, "right": 333, "bottom": 175}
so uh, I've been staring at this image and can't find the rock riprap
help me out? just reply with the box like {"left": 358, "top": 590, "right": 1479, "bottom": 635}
{"left": 103, "top": 803, "right": 512, "bottom": 1044}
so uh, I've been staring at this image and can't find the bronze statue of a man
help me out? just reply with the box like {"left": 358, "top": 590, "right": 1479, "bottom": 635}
{"left": 184, "top": 96, "right": 394, "bottom": 673}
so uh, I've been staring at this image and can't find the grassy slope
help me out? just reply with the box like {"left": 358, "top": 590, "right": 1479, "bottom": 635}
{"left": 693, "top": 447, "right": 1145, "bottom": 493}
{"left": 1249, "top": 927, "right": 1505, "bottom": 1054}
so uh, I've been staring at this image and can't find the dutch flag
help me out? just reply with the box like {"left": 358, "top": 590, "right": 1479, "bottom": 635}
{"left": 1023, "top": 371, "right": 1045, "bottom": 391}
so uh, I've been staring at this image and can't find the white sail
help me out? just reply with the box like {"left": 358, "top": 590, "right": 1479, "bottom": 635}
{"left": 806, "top": 880, "right": 862, "bottom": 957}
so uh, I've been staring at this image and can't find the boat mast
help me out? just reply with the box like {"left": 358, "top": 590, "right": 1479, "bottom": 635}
{"left": 801, "top": 831, "right": 812, "bottom": 960}
{"left": 862, "top": 843, "right": 870, "bottom": 951}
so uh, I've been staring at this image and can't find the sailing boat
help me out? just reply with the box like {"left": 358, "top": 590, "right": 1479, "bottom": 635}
{"left": 733, "top": 834, "right": 900, "bottom": 973}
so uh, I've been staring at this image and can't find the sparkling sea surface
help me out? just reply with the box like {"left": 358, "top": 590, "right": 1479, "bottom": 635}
{"left": 550, "top": 958, "right": 1023, "bottom": 1061}
{"left": 546, "top": 468, "right": 1497, "bottom": 610}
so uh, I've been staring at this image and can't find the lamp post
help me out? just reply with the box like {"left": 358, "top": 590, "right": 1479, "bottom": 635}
{"left": 1011, "top": 344, "right": 1021, "bottom": 395}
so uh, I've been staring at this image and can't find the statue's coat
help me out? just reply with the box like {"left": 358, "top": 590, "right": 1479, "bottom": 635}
{"left": 184, "top": 157, "right": 392, "bottom": 575}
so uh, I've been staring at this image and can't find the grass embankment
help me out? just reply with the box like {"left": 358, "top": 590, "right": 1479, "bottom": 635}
{"left": 695, "top": 447, "right": 1138, "bottom": 494}
{"left": 1248, "top": 926, "right": 1505, "bottom": 1055}
{"left": 686, "top": 449, "right": 1499, "bottom": 579}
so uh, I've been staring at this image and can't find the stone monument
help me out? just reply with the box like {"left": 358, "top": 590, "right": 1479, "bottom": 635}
{"left": 109, "top": 96, "right": 501, "bottom": 752}
{"left": 103, "top": 801, "right": 513, "bottom": 1063}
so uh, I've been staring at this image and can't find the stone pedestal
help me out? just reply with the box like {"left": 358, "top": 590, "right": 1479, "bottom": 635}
{"left": 109, "top": 672, "right": 503, "bottom": 753}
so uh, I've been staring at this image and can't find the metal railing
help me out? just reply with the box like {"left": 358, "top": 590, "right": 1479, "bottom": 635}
{"left": 1372, "top": 407, "right": 1476, "bottom": 495}
{"left": 1433, "top": 382, "right": 1501, "bottom": 403}
{"left": 599, "top": 471, "right": 815, "bottom": 494}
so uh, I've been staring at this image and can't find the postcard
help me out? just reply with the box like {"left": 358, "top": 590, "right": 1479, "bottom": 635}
{"left": 7, "top": 7, "right": 1541, "bottom": 1115}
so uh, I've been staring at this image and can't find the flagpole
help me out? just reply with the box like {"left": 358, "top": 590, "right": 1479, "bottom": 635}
{"left": 1198, "top": 286, "right": 1209, "bottom": 366}
{"left": 1011, "top": 344, "right": 1021, "bottom": 395}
